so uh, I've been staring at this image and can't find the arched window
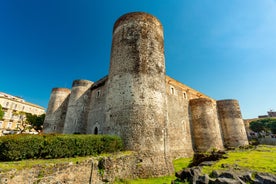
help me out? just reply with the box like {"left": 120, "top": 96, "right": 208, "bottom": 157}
{"left": 96, "top": 90, "right": 101, "bottom": 98}
{"left": 94, "top": 127, "right": 98, "bottom": 135}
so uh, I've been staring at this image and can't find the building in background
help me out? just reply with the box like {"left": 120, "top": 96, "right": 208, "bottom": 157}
{"left": 0, "top": 92, "right": 45, "bottom": 135}
{"left": 258, "top": 110, "right": 276, "bottom": 119}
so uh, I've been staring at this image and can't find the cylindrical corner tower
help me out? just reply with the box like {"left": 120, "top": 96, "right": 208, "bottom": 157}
{"left": 217, "top": 99, "right": 248, "bottom": 147}
{"left": 189, "top": 98, "right": 224, "bottom": 152}
{"left": 105, "top": 12, "right": 173, "bottom": 177}
{"left": 63, "top": 79, "right": 93, "bottom": 134}
{"left": 43, "top": 88, "right": 71, "bottom": 133}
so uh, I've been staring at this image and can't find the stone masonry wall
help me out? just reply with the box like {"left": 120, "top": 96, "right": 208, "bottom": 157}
{"left": 104, "top": 12, "right": 173, "bottom": 177}
{"left": 189, "top": 98, "right": 224, "bottom": 152}
{"left": 0, "top": 153, "right": 146, "bottom": 184}
{"left": 217, "top": 99, "right": 249, "bottom": 147}
{"left": 63, "top": 80, "right": 93, "bottom": 134}
{"left": 166, "top": 78, "right": 194, "bottom": 159}
{"left": 86, "top": 77, "right": 108, "bottom": 134}
{"left": 42, "top": 12, "right": 249, "bottom": 179}
{"left": 43, "top": 88, "right": 71, "bottom": 133}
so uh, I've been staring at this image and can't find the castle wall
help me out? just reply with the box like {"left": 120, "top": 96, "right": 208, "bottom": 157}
{"left": 165, "top": 77, "right": 194, "bottom": 159}
{"left": 63, "top": 80, "right": 93, "bottom": 134}
{"left": 105, "top": 12, "right": 173, "bottom": 177}
{"left": 189, "top": 98, "right": 224, "bottom": 152}
{"left": 217, "top": 99, "right": 248, "bottom": 147}
{"left": 43, "top": 88, "right": 70, "bottom": 133}
{"left": 86, "top": 76, "right": 107, "bottom": 134}
{"left": 43, "top": 13, "right": 250, "bottom": 178}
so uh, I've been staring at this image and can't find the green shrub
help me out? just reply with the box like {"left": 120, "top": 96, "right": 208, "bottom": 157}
{"left": 0, "top": 134, "right": 123, "bottom": 161}
{"left": 0, "top": 134, "right": 44, "bottom": 161}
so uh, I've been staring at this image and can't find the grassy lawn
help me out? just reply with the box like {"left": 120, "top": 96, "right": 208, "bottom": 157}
{"left": 0, "top": 151, "right": 133, "bottom": 172}
{"left": 115, "top": 145, "right": 276, "bottom": 183}
{"left": 202, "top": 145, "right": 276, "bottom": 175}
{"left": 0, "top": 156, "right": 92, "bottom": 171}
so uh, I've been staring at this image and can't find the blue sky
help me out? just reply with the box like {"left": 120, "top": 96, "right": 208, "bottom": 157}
{"left": 1, "top": 0, "right": 275, "bottom": 119}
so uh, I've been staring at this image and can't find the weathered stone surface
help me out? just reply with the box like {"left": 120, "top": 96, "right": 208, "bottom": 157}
{"left": 43, "top": 11, "right": 249, "bottom": 179}
{"left": 255, "top": 173, "right": 276, "bottom": 184}
{"left": 213, "top": 177, "right": 243, "bottom": 184}
{"left": 166, "top": 77, "right": 195, "bottom": 159}
{"left": 106, "top": 12, "right": 173, "bottom": 177}
{"left": 63, "top": 79, "right": 93, "bottom": 134}
{"left": 0, "top": 152, "right": 148, "bottom": 184}
{"left": 197, "top": 174, "right": 210, "bottom": 184}
{"left": 175, "top": 165, "right": 276, "bottom": 184}
{"left": 237, "top": 172, "right": 255, "bottom": 183}
{"left": 190, "top": 150, "right": 227, "bottom": 167}
{"left": 175, "top": 166, "right": 202, "bottom": 183}
{"left": 217, "top": 100, "right": 248, "bottom": 148}
{"left": 43, "top": 88, "right": 71, "bottom": 133}
{"left": 189, "top": 98, "right": 224, "bottom": 152}
{"left": 199, "top": 161, "right": 217, "bottom": 166}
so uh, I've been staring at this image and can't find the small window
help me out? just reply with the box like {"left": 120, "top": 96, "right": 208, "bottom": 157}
{"left": 53, "top": 125, "right": 56, "bottom": 130}
{"left": 96, "top": 90, "right": 101, "bottom": 98}
{"left": 170, "top": 86, "right": 175, "bottom": 95}
{"left": 7, "top": 122, "right": 12, "bottom": 129}
{"left": 6, "top": 102, "right": 9, "bottom": 107}
{"left": 183, "top": 92, "right": 187, "bottom": 99}
{"left": 0, "top": 121, "right": 2, "bottom": 128}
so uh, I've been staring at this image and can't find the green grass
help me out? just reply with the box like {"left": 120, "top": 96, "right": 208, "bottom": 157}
{"left": 115, "top": 145, "right": 276, "bottom": 183}
{"left": 173, "top": 157, "right": 192, "bottom": 172}
{"left": 1, "top": 145, "right": 275, "bottom": 183}
{"left": 115, "top": 176, "right": 176, "bottom": 184}
{"left": 0, "top": 156, "right": 92, "bottom": 171}
{"left": 202, "top": 145, "right": 276, "bottom": 175}
{"left": 0, "top": 151, "right": 134, "bottom": 172}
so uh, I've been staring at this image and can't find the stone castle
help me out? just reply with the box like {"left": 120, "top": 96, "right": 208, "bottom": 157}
{"left": 43, "top": 12, "right": 248, "bottom": 176}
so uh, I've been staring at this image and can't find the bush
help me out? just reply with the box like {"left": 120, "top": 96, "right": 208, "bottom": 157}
{"left": 0, "top": 134, "right": 123, "bottom": 161}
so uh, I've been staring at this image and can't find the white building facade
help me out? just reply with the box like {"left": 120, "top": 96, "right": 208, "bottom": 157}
{"left": 0, "top": 92, "right": 45, "bottom": 135}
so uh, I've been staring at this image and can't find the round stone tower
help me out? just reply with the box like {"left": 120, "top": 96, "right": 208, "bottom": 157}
{"left": 189, "top": 98, "right": 224, "bottom": 152}
{"left": 105, "top": 12, "right": 173, "bottom": 177}
{"left": 43, "top": 88, "right": 71, "bottom": 133}
{"left": 217, "top": 99, "right": 249, "bottom": 148}
{"left": 63, "top": 79, "right": 93, "bottom": 134}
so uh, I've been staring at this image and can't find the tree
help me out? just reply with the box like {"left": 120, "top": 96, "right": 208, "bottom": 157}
{"left": 250, "top": 121, "right": 267, "bottom": 133}
{"left": 13, "top": 111, "right": 30, "bottom": 133}
{"left": 250, "top": 118, "right": 276, "bottom": 134}
{"left": 0, "top": 105, "right": 4, "bottom": 120}
{"left": 25, "top": 113, "right": 45, "bottom": 131}
{"left": 268, "top": 121, "right": 276, "bottom": 134}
